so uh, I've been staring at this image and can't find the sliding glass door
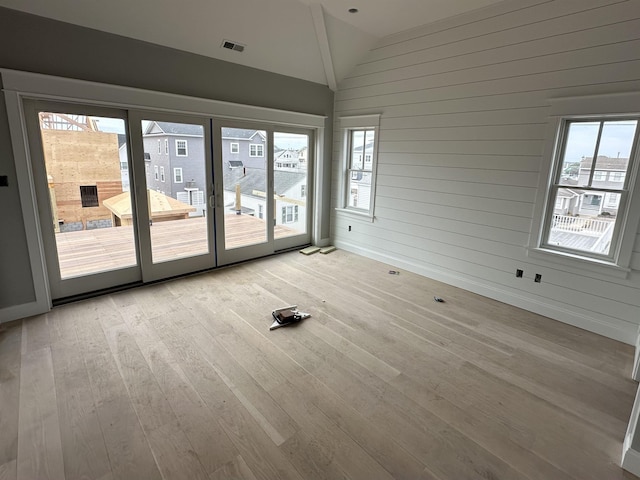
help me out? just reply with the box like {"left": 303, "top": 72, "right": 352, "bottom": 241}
{"left": 24, "top": 99, "right": 313, "bottom": 300}
{"left": 128, "top": 112, "right": 215, "bottom": 282}
{"left": 214, "top": 122, "right": 312, "bottom": 265}
{"left": 23, "top": 100, "right": 142, "bottom": 299}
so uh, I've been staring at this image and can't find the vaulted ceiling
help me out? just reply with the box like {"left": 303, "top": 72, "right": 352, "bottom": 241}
{"left": 0, "top": 0, "right": 505, "bottom": 88}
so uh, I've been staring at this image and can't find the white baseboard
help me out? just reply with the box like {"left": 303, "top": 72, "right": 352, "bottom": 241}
{"left": 623, "top": 385, "right": 640, "bottom": 476}
{"left": 334, "top": 240, "right": 637, "bottom": 345}
{"left": 622, "top": 447, "right": 640, "bottom": 477}
{"left": 0, "top": 300, "right": 49, "bottom": 324}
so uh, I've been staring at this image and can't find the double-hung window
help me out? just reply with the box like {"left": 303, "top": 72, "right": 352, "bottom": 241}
{"left": 532, "top": 94, "right": 640, "bottom": 276}
{"left": 541, "top": 118, "right": 639, "bottom": 262}
{"left": 176, "top": 139, "right": 188, "bottom": 156}
{"left": 250, "top": 144, "right": 264, "bottom": 157}
{"left": 281, "top": 205, "right": 298, "bottom": 224}
{"left": 173, "top": 167, "right": 183, "bottom": 183}
{"left": 338, "top": 114, "right": 380, "bottom": 219}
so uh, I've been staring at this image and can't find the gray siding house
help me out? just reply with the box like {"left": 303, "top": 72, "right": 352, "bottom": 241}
{"left": 143, "top": 121, "right": 207, "bottom": 215}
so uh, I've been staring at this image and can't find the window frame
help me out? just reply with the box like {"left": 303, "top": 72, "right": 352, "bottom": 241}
{"left": 281, "top": 205, "right": 298, "bottom": 224}
{"left": 164, "top": 138, "right": 169, "bottom": 154}
{"left": 529, "top": 93, "right": 640, "bottom": 279}
{"left": 249, "top": 143, "right": 264, "bottom": 157}
{"left": 176, "top": 139, "right": 188, "bottom": 156}
{"left": 335, "top": 114, "right": 380, "bottom": 220}
{"left": 230, "top": 142, "right": 239, "bottom": 154}
{"left": 79, "top": 185, "right": 99, "bottom": 208}
{"left": 160, "top": 166, "right": 165, "bottom": 183}
{"left": 173, "top": 167, "right": 183, "bottom": 184}
{"left": 154, "top": 165, "right": 159, "bottom": 181}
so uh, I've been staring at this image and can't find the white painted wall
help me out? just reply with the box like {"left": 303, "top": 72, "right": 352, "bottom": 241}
{"left": 331, "top": 0, "right": 640, "bottom": 344}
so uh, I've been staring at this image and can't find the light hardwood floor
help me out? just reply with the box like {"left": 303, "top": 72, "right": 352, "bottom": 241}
{"left": 1, "top": 249, "right": 639, "bottom": 480}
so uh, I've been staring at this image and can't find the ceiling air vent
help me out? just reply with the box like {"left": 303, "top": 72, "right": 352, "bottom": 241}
{"left": 221, "top": 40, "right": 245, "bottom": 53}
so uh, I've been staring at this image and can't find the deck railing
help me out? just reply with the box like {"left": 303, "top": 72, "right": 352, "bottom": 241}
{"left": 552, "top": 214, "right": 614, "bottom": 236}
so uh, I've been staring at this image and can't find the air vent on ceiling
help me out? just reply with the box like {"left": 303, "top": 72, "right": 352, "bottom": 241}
{"left": 221, "top": 40, "right": 245, "bottom": 53}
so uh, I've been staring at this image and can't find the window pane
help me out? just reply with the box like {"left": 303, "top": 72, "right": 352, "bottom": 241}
{"left": 592, "top": 120, "right": 637, "bottom": 186}
{"left": 350, "top": 130, "right": 365, "bottom": 169}
{"left": 560, "top": 122, "right": 600, "bottom": 187}
{"left": 222, "top": 128, "right": 268, "bottom": 249}
{"left": 348, "top": 171, "right": 372, "bottom": 210}
{"left": 547, "top": 188, "right": 617, "bottom": 256}
{"left": 142, "top": 120, "right": 208, "bottom": 263}
{"left": 37, "top": 112, "right": 137, "bottom": 278}
{"left": 363, "top": 130, "right": 375, "bottom": 171}
{"left": 274, "top": 131, "right": 308, "bottom": 239}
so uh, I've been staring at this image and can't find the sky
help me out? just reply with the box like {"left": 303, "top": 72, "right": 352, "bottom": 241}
{"left": 563, "top": 120, "right": 637, "bottom": 163}
{"left": 93, "top": 117, "right": 308, "bottom": 149}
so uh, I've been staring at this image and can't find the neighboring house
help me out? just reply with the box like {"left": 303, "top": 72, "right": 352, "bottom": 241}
{"left": 143, "top": 121, "right": 207, "bottom": 216}
{"left": 143, "top": 124, "right": 306, "bottom": 228}
{"left": 577, "top": 155, "right": 626, "bottom": 216}
{"left": 274, "top": 148, "right": 308, "bottom": 171}
{"left": 222, "top": 127, "right": 267, "bottom": 169}
{"left": 39, "top": 112, "right": 124, "bottom": 232}
{"left": 553, "top": 188, "right": 582, "bottom": 216}
{"left": 223, "top": 167, "right": 307, "bottom": 232}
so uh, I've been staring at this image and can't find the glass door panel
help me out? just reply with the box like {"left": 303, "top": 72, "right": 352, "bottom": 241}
{"left": 220, "top": 126, "right": 268, "bottom": 249}
{"left": 274, "top": 131, "right": 309, "bottom": 240}
{"left": 128, "top": 112, "right": 215, "bottom": 283}
{"left": 139, "top": 120, "right": 210, "bottom": 264}
{"left": 24, "top": 101, "right": 141, "bottom": 300}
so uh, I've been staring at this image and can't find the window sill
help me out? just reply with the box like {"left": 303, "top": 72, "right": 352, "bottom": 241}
{"left": 334, "top": 207, "right": 375, "bottom": 222}
{"left": 526, "top": 247, "right": 631, "bottom": 280}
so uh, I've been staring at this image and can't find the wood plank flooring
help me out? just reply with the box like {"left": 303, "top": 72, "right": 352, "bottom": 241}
{"left": 55, "top": 214, "right": 295, "bottom": 278}
{"left": 1, "top": 249, "right": 639, "bottom": 480}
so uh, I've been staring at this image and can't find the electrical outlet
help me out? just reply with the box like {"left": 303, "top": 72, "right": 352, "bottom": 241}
{"left": 516, "top": 269, "right": 523, "bottom": 278}
{"left": 534, "top": 274, "right": 542, "bottom": 283}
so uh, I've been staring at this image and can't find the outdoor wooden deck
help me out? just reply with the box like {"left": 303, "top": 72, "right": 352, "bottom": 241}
{"left": 56, "top": 215, "right": 296, "bottom": 278}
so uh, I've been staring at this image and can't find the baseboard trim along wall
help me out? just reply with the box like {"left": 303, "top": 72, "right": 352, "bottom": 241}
{"left": 0, "top": 300, "right": 49, "bottom": 324}
{"left": 334, "top": 240, "right": 637, "bottom": 346}
{"left": 623, "top": 384, "right": 640, "bottom": 477}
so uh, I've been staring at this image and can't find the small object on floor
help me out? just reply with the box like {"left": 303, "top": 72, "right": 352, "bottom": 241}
{"left": 300, "top": 246, "right": 321, "bottom": 255}
{"left": 319, "top": 246, "right": 336, "bottom": 254}
{"left": 434, "top": 296, "right": 445, "bottom": 303}
{"left": 389, "top": 270, "right": 400, "bottom": 275}
{"left": 270, "top": 305, "right": 311, "bottom": 330}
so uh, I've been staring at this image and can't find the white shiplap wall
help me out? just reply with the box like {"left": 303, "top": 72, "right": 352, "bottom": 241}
{"left": 331, "top": 0, "right": 640, "bottom": 344}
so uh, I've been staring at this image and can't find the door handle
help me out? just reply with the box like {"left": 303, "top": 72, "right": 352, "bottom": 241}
{"left": 209, "top": 195, "right": 215, "bottom": 209}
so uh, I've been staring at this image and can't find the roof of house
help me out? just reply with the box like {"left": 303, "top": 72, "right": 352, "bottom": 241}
{"left": 275, "top": 149, "right": 301, "bottom": 162}
{"left": 147, "top": 121, "right": 204, "bottom": 136}
{"left": 223, "top": 167, "right": 305, "bottom": 197}
{"left": 222, "top": 128, "right": 265, "bottom": 141}
{"left": 580, "top": 155, "right": 628, "bottom": 170}
{"left": 354, "top": 141, "right": 375, "bottom": 153}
